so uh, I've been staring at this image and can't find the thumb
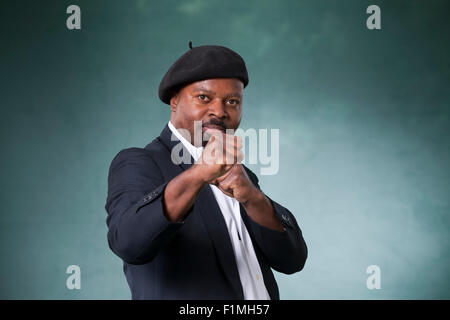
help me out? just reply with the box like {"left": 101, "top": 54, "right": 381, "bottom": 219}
{"left": 215, "top": 165, "right": 234, "bottom": 183}
{"left": 204, "top": 128, "right": 223, "bottom": 142}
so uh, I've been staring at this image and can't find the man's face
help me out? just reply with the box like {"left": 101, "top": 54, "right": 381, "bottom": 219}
{"left": 169, "top": 78, "right": 244, "bottom": 146}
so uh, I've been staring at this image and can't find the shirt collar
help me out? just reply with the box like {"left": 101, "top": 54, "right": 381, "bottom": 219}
{"left": 167, "top": 121, "right": 204, "bottom": 162}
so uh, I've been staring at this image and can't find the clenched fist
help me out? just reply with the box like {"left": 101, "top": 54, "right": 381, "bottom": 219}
{"left": 211, "top": 164, "right": 259, "bottom": 204}
{"left": 195, "top": 129, "right": 244, "bottom": 183}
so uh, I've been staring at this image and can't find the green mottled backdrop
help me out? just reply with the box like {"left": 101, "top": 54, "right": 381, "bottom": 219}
{"left": 1, "top": 0, "right": 449, "bottom": 299}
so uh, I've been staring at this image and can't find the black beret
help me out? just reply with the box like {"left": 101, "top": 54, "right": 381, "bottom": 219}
{"left": 158, "top": 42, "right": 249, "bottom": 105}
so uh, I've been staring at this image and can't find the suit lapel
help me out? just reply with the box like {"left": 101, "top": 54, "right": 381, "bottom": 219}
{"left": 196, "top": 186, "right": 244, "bottom": 299}
{"left": 157, "top": 124, "right": 195, "bottom": 172}
{"left": 156, "top": 124, "right": 244, "bottom": 299}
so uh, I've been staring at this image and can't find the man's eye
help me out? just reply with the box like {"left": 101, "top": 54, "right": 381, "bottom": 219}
{"left": 198, "top": 95, "right": 208, "bottom": 101}
{"left": 228, "top": 99, "right": 239, "bottom": 105}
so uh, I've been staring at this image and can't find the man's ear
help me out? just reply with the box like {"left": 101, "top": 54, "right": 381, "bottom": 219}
{"left": 169, "top": 93, "right": 179, "bottom": 113}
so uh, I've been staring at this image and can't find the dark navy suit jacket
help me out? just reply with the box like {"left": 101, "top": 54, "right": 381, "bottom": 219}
{"left": 105, "top": 125, "right": 307, "bottom": 299}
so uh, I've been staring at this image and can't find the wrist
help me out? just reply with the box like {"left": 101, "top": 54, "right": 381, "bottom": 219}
{"left": 189, "top": 164, "right": 209, "bottom": 186}
{"left": 243, "top": 187, "right": 265, "bottom": 207}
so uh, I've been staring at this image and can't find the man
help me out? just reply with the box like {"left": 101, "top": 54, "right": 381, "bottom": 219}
{"left": 105, "top": 42, "right": 307, "bottom": 300}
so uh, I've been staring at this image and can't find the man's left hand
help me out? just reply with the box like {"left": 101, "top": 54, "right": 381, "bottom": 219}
{"left": 212, "top": 164, "right": 285, "bottom": 231}
{"left": 211, "top": 164, "right": 258, "bottom": 204}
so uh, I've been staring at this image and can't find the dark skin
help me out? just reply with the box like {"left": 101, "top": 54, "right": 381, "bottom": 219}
{"left": 163, "top": 78, "right": 284, "bottom": 232}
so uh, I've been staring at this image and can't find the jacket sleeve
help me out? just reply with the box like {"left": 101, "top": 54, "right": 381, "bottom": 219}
{"left": 105, "top": 147, "right": 184, "bottom": 265}
{"left": 242, "top": 168, "right": 308, "bottom": 275}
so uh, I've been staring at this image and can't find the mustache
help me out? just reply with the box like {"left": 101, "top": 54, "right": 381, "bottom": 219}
{"left": 201, "top": 119, "right": 226, "bottom": 147}
{"left": 202, "top": 118, "right": 226, "bottom": 131}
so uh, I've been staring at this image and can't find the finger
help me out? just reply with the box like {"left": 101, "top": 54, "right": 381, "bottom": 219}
{"left": 206, "top": 130, "right": 241, "bottom": 149}
{"left": 217, "top": 184, "right": 234, "bottom": 198}
{"left": 204, "top": 134, "right": 216, "bottom": 149}
{"left": 204, "top": 128, "right": 224, "bottom": 138}
{"left": 235, "top": 136, "right": 243, "bottom": 149}
{"left": 206, "top": 134, "right": 240, "bottom": 165}
{"left": 204, "top": 129, "right": 224, "bottom": 146}
{"left": 237, "top": 150, "right": 244, "bottom": 163}
{"left": 223, "top": 137, "right": 241, "bottom": 163}
{"left": 203, "top": 129, "right": 223, "bottom": 145}
{"left": 215, "top": 168, "right": 233, "bottom": 183}
{"left": 218, "top": 174, "right": 238, "bottom": 198}
{"left": 223, "top": 146, "right": 242, "bottom": 164}
{"left": 223, "top": 137, "right": 242, "bottom": 158}
{"left": 223, "top": 135, "right": 242, "bottom": 151}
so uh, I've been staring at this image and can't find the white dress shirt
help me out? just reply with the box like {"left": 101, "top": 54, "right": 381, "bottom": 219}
{"left": 168, "top": 121, "right": 270, "bottom": 300}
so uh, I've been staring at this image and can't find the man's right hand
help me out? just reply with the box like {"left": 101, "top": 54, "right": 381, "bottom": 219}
{"left": 195, "top": 129, "right": 244, "bottom": 183}
{"left": 163, "top": 128, "right": 243, "bottom": 223}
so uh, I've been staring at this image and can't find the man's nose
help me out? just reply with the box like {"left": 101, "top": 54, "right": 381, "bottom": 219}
{"left": 208, "top": 99, "right": 227, "bottom": 118}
